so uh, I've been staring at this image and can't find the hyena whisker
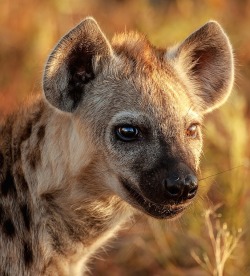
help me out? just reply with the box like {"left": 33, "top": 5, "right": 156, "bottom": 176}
{"left": 199, "top": 165, "right": 243, "bottom": 181}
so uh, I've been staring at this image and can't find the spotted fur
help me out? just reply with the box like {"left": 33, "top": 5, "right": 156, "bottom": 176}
{"left": 0, "top": 17, "right": 234, "bottom": 275}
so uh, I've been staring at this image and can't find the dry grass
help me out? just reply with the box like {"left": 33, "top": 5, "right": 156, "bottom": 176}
{"left": 191, "top": 205, "right": 242, "bottom": 276}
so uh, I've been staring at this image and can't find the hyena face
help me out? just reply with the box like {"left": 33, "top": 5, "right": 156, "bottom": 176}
{"left": 43, "top": 18, "right": 233, "bottom": 219}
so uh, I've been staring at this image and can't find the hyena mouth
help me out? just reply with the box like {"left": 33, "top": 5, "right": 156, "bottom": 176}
{"left": 121, "top": 179, "right": 186, "bottom": 219}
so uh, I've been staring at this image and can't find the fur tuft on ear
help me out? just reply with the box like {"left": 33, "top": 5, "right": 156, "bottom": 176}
{"left": 43, "top": 17, "right": 113, "bottom": 112}
{"left": 168, "top": 21, "right": 234, "bottom": 113}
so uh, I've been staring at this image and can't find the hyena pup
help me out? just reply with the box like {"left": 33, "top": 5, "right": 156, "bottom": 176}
{"left": 0, "top": 17, "right": 234, "bottom": 275}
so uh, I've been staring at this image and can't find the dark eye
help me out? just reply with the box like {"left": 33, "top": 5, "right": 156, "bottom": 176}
{"left": 186, "top": 124, "right": 198, "bottom": 138}
{"left": 115, "top": 125, "right": 140, "bottom": 142}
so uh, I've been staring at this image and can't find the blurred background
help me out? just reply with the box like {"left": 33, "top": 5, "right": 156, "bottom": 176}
{"left": 1, "top": 0, "right": 250, "bottom": 275}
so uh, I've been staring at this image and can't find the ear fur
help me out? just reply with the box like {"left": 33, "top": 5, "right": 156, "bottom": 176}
{"left": 43, "top": 17, "right": 113, "bottom": 112}
{"left": 169, "top": 21, "right": 234, "bottom": 113}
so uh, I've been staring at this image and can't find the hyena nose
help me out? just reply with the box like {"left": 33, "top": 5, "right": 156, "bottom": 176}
{"left": 162, "top": 174, "right": 198, "bottom": 201}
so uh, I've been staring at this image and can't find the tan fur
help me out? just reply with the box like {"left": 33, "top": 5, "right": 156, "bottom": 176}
{"left": 0, "top": 17, "right": 234, "bottom": 275}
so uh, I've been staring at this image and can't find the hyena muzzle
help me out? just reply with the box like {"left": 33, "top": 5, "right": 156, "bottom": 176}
{"left": 0, "top": 17, "right": 233, "bottom": 275}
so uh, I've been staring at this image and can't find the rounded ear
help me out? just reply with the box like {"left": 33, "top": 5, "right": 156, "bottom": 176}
{"left": 168, "top": 21, "right": 234, "bottom": 114}
{"left": 43, "top": 17, "right": 113, "bottom": 112}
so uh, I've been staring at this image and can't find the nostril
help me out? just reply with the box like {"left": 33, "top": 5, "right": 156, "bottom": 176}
{"left": 187, "top": 186, "right": 197, "bottom": 199}
{"left": 167, "top": 185, "right": 181, "bottom": 196}
{"left": 163, "top": 178, "right": 183, "bottom": 199}
{"left": 185, "top": 174, "right": 198, "bottom": 199}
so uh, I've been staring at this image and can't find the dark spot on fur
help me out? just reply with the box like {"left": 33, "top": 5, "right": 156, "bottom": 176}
{"left": 0, "top": 115, "right": 14, "bottom": 138}
{"left": 28, "top": 148, "right": 41, "bottom": 170}
{"left": 12, "top": 103, "right": 45, "bottom": 162}
{"left": 15, "top": 166, "right": 29, "bottom": 192}
{"left": 0, "top": 151, "right": 4, "bottom": 169}
{"left": 13, "top": 145, "right": 21, "bottom": 163}
{"left": 0, "top": 203, "right": 4, "bottom": 224}
{"left": 1, "top": 169, "right": 17, "bottom": 197}
{"left": 20, "top": 204, "right": 31, "bottom": 231}
{"left": 3, "top": 218, "right": 15, "bottom": 237}
{"left": 23, "top": 242, "right": 33, "bottom": 266}
{"left": 22, "top": 121, "right": 33, "bottom": 142}
{"left": 65, "top": 220, "right": 82, "bottom": 242}
{"left": 33, "top": 106, "right": 43, "bottom": 122}
{"left": 13, "top": 121, "right": 33, "bottom": 162}
{"left": 37, "top": 125, "right": 46, "bottom": 142}
{"left": 42, "top": 192, "right": 55, "bottom": 202}
{"left": 49, "top": 227, "right": 64, "bottom": 254}
{"left": 84, "top": 216, "right": 106, "bottom": 233}
{"left": 42, "top": 193, "right": 64, "bottom": 253}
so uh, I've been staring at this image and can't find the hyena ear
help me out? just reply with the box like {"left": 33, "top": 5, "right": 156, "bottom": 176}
{"left": 43, "top": 17, "right": 113, "bottom": 112}
{"left": 169, "top": 21, "right": 234, "bottom": 113}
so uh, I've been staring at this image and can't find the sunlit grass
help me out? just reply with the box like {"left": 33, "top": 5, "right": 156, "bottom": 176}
{"left": 191, "top": 205, "right": 242, "bottom": 276}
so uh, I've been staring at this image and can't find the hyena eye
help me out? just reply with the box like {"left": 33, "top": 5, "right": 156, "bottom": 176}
{"left": 186, "top": 124, "right": 198, "bottom": 138}
{"left": 115, "top": 125, "right": 140, "bottom": 142}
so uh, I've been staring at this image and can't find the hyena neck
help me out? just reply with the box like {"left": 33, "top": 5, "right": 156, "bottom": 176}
{"left": 1, "top": 96, "right": 132, "bottom": 273}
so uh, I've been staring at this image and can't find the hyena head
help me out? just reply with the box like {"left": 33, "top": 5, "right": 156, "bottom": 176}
{"left": 43, "top": 18, "right": 233, "bottom": 219}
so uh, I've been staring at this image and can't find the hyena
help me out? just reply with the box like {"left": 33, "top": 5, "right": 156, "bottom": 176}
{"left": 0, "top": 17, "right": 233, "bottom": 275}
